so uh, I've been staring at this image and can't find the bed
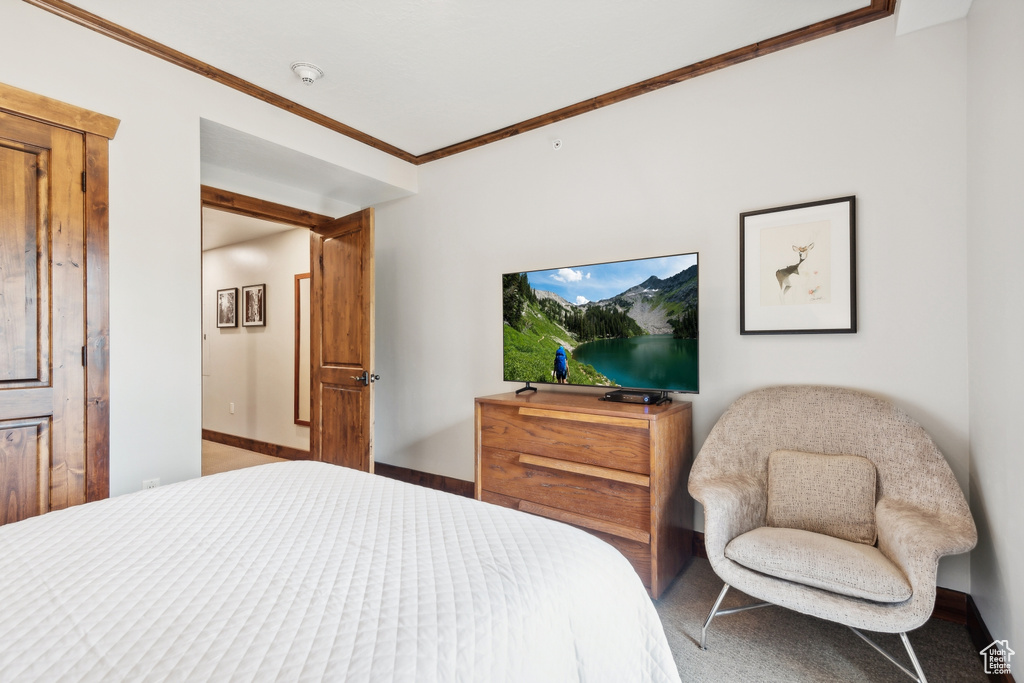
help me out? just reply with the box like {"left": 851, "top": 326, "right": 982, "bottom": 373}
{"left": 0, "top": 461, "right": 681, "bottom": 682}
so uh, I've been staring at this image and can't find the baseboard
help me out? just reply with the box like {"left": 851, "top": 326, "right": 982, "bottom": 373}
{"left": 201, "top": 429, "right": 311, "bottom": 461}
{"left": 202, "top": 430, "right": 476, "bottom": 498}
{"left": 374, "top": 462, "right": 475, "bottom": 498}
{"left": 967, "top": 594, "right": 1017, "bottom": 683}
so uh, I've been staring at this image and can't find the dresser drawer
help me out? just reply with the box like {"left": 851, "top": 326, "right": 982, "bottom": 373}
{"left": 479, "top": 403, "right": 651, "bottom": 474}
{"left": 481, "top": 489, "right": 653, "bottom": 588}
{"left": 481, "top": 447, "right": 651, "bottom": 537}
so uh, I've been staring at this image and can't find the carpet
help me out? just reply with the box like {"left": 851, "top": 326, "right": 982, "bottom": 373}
{"left": 655, "top": 558, "right": 988, "bottom": 682}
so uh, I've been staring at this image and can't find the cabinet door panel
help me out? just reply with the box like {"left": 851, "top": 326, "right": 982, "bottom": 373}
{"left": 0, "top": 112, "right": 86, "bottom": 523}
{"left": 0, "top": 419, "right": 50, "bottom": 525}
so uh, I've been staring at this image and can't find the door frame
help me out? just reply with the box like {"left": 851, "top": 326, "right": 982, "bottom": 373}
{"left": 199, "top": 186, "right": 335, "bottom": 456}
{"left": 0, "top": 81, "right": 118, "bottom": 502}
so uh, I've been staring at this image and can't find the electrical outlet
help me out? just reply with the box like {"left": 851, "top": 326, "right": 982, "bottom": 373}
{"left": 229, "top": 402, "right": 235, "bottom": 414}
{"left": 142, "top": 478, "right": 160, "bottom": 490}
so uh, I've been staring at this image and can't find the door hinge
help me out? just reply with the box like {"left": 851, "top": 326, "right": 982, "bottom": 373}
{"left": 81, "top": 345, "right": 87, "bottom": 367}
{"left": 81, "top": 171, "right": 87, "bottom": 192}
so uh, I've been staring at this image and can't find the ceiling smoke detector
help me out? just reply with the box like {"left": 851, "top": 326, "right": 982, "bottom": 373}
{"left": 290, "top": 62, "right": 324, "bottom": 85}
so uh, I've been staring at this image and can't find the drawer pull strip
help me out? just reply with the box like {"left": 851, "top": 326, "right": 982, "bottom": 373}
{"left": 518, "top": 453, "right": 651, "bottom": 488}
{"left": 518, "top": 407, "right": 649, "bottom": 430}
{"left": 518, "top": 500, "right": 651, "bottom": 544}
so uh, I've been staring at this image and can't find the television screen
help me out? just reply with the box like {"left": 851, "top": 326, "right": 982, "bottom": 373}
{"left": 502, "top": 252, "right": 698, "bottom": 393}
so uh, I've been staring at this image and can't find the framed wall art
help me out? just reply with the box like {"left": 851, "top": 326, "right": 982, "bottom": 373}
{"left": 242, "top": 283, "right": 266, "bottom": 327}
{"left": 216, "top": 287, "right": 237, "bottom": 328}
{"left": 740, "top": 196, "right": 856, "bottom": 334}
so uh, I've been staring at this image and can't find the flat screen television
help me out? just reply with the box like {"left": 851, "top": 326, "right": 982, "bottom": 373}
{"left": 502, "top": 252, "right": 698, "bottom": 394}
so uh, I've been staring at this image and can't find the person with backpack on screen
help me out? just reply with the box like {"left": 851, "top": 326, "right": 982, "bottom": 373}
{"left": 553, "top": 346, "right": 569, "bottom": 384}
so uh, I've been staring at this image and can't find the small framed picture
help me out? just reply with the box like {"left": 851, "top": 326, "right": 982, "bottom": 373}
{"left": 242, "top": 284, "right": 266, "bottom": 327}
{"left": 216, "top": 288, "right": 237, "bottom": 328}
{"left": 740, "top": 196, "right": 856, "bottom": 334}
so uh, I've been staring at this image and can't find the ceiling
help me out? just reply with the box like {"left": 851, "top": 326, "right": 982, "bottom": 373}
{"left": 30, "top": 1, "right": 968, "bottom": 163}
{"left": 41, "top": 0, "right": 883, "bottom": 161}
{"left": 202, "top": 208, "right": 300, "bottom": 252}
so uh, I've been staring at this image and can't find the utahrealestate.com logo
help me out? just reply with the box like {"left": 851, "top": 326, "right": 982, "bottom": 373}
{"left": 980, "top": 640, "right": 1014, "bottom": 676}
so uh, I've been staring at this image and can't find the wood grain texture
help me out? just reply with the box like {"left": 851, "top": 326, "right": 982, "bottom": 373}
{"left": 21, "top": 2, "right": 893, "bottom": 164}
{"left": 0, "top": 80, "right": 119, "bottom": 139}
{"left": 517, "top": 453, "right": 651, "bottom": 488}
{"left": 0, "top": 389, "right": 53, "bottom": 420}
{"left": 201, "top": 429, "right": 311, "bottom": 461}
{"left": 517, "top": 407, "right": 649, "bottom": 430}
{"left": 0, "top": 145, "right": 38, "bottom": 383}
{"left": 374, "top": 462, "right": 474, "bottom": 498}
{"left": 480, "top": 401, "right": 651, "bottom": 474}
{"left": 649, "top": 404, "right": 693, "bottom": 597}
{"left": 476, "top": 392, "right": 692, "bottom": 598}
{"left": 518, "top": 500, "right": 651, "bottom": 544}
{"left": 481, "top": 446, "right": 651, "bottom": 532}
{"left": 84, "top": 133, "right": 110, "bottom": 502}
{"left": 474, "top": 401, "right": 483, "bottom": 500}
{"left": 0, "top": 91, "right": 113, "bottom": 517}
{"left": 310, "top": 209, "right": 375, "bottom": 472}
{"left": 0, "top": 420, "right": 49, "bottom": 525}
{"left": 46, "top": 125, "right": 86, "bottom": 512}
{"left": 201, "top": 186, "right": 334, "bottom": 229}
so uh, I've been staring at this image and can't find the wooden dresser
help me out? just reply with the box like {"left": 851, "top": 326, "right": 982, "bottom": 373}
{"left": 475, "top": 391, "right": 693, "bottom": 598}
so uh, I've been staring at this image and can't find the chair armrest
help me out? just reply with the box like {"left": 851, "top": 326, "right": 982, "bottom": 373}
{"left": 875, "top": 497, "right": 977, "bottom": 588}
{"left": 688, "top": 473, "right": 766, "bottom": 561}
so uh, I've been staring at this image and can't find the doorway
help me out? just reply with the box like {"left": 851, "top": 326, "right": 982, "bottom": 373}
{"left": 199, "top": 187, "right": 376, "bottom": 473}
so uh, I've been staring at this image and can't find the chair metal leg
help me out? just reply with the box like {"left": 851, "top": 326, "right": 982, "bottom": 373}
{"left": 900, "top": 632, "right": 928, "bottom": 683}
{"left": 849, "top": 627, "right": 928, "bottom": 683}
{"left": 700, "top": 583, "right": 730, "bottom": 650}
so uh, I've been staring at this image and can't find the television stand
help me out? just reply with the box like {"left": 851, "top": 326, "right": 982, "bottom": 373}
{"left": 515, "top": 382, "right": 538, "bottom": 395}
{"left": 474, "top": 391, "right": 693, "bottom": 598}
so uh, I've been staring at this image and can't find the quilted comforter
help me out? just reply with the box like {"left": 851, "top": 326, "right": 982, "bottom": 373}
{"left": 0, "top": 461, "right": 681, "bottom": 682}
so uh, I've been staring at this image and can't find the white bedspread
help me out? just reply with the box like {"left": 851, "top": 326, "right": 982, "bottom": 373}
{"left": 0, "top": 461, "right": 681, "bottom": 682}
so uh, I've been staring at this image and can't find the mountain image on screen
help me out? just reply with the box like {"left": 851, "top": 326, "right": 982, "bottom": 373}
{"left": 502, "top": 253, "right": 698, "bottom": 393}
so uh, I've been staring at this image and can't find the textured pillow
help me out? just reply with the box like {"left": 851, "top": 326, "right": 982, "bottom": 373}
{"left": 766, "top": 450, "right": 877, "bottom": 545}
{"left": 725, "top": 527, "right": 912, "bottom": 603}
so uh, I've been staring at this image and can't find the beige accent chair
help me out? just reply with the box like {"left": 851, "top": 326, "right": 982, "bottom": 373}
{"left": 688, "top": 385, "right": 976, "bottom": 683}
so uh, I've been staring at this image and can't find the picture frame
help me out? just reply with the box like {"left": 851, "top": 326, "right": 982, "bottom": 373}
{"left": 740, "top": 196, "right": 856, "bottom": 335}
{"left": 216, "top": 287, "right": 237, "bottom": 328}
{"left": 242, "top": 284, "right": 266, "bottom": 327}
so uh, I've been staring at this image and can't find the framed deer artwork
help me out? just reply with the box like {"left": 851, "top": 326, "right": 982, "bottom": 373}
{"left": 739, "top": 196, "right": 856, "bottom": 334}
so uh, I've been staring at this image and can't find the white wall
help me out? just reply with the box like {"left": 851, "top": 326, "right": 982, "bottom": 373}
{"left": 966, "top": 0, "right": 1024, "bottom": 651}
{"left": 374, "top": 17, "right": 973, "bottom": 590}
{"left": 1, "top": 0, "right": 997, "bottom": 598}
{"left": 202, "top": 228, "right": 311, "bottom": 451}
{"left": 0, "top": 0, "right": 414, "bottom": 495}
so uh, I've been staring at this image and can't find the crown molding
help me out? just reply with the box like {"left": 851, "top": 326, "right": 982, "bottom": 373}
{"left": 24, "top": 0, "right": 895, "bottom": 165}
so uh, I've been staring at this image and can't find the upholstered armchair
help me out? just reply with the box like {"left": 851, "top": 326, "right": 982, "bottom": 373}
{"left": 688, "top": 385, "right": 976, "bottom": 683}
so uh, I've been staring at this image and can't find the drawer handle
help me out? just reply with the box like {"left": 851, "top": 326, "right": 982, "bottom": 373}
{"left": 518, "top": 453, "right": 651, "bottom": 488}
{"left": 518, "top": 500, "right": 651, "bottom": 544}
{"left": 518, "top": 407, "right": 649, "bottom": 430}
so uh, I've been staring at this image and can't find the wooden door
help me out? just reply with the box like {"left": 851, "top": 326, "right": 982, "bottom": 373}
{"left": 309, "top": 208, "right": 375, "bottom": 472}
{"left": 0, "top": 112, "right": 87, "bottom": 524}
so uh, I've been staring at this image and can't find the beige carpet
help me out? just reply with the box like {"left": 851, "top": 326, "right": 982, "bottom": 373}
{"left": 201, "top": 440, "right": 286, "bottom": 476}
{"left": 656, "top": 558, "right": 988, "bottom": 682}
